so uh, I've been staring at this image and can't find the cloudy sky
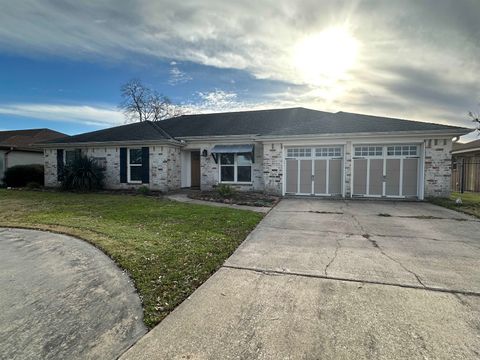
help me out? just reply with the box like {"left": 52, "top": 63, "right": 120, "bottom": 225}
{"left": 0, "top": 0, "right": 479, "bottom": 139}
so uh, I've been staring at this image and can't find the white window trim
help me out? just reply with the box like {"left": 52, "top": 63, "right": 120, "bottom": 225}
{"left": 127, "top": 147, "right": 143, "bottom": 184}
{"left": 219, "top": 153, "right": 253, "bottom": 184}
{"left": 64, "top": 149, "right": 81, "bottom": 165}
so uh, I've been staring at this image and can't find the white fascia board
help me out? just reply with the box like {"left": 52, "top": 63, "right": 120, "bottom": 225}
{"left": 451, "top": 147, "right": 480, "bottom": 155}
{"left": 258, "top": 129, "right": 470, "bottom": 142}
{"left": 175, "top": 134, "right": 258, "bottom": 142}
{"left": 38, "top": 139, "right": 183, "bottom": 148}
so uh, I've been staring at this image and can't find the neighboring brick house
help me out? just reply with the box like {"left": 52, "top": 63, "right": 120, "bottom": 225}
{"left": 41, "top": 107, "right": 470, "bottom": 199}
{"left": 0, "top": 128, "right": 68, "bottom": 184}
{"left": 451, "top": 139, "right": 480, "bottom": 192}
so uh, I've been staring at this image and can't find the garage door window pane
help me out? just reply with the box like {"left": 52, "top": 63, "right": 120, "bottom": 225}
{"left": 387, "top": 145, "right": 418, "bottom": 157}
{"left": 287, "top": 148, "right": 311, "bottom": 157}
{"left": 315, "top": 147, "right": 342, "bottom": 157}
{"left": 354, "top": 146, "right": 383, "bottom": 157}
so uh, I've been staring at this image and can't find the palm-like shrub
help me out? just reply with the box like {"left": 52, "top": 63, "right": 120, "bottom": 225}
{"left": 61, "top": 155, "right": 104, "bottom": 191}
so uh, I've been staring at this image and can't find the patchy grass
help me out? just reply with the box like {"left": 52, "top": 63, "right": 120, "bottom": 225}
{"left": 0, "top": 189, "right": 263, "bottom": 328}
{"left": 429, "top": 192, "right": 480, "bottom": 219}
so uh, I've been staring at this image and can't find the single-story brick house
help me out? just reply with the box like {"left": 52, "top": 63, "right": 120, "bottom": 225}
{"left": 42, "top": 107, "right": 470, "bottom": 199}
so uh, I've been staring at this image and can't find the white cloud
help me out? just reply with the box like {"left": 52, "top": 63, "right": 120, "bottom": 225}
{"left": 0, "top": 1, "right": 479, "bottom": 127}
{"left": 168, "top": 65, "right": 192, "bottom": 85}
{"left": 0, "top": 103, "right": 124, "bottom": 126}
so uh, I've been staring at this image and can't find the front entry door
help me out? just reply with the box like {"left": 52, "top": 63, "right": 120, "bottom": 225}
{"left": 190, "top": 151, "right": 200, "bottom": 188}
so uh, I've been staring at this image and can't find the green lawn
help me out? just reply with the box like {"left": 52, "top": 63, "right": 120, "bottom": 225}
{"left": 0, "top": 189, "right": 263, "bottom": 328}
{"left": 429, "top": 191, "right": 480, "bottom": 219}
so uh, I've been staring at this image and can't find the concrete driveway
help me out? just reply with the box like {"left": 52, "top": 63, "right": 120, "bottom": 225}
{"left": 122, "top": 199, "right": 480, "bottom": 360}
{"left": 0, "top": 228, "right": 146, "bottom": 360}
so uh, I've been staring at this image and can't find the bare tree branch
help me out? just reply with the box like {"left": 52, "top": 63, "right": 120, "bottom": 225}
{"left": 468, "top": 106, "right": 480, "bottom": 136}
{"left": 119, "top": 79, "right": 184, "bottom": 123}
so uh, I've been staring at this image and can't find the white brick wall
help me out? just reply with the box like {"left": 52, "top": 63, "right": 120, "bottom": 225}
{"left": 44, "top": 145, "right": 181, "bottom": 192}
{"left": 424, "top": 138, "right": 452, "bottom": 197}
{"left": 262, "top": 142, "right": 283, "bottom": 195}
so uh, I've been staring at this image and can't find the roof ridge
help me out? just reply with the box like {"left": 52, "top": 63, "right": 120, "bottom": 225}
{"left": 147, "top": 121, "right": 175, "bottom": 140}
{"left": 171, "top": 106, "right": 310, "bottom": 119}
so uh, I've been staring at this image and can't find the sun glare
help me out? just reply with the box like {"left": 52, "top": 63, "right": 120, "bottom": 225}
{"left": 294, "top": 27, "right": 359, "bottom": 86}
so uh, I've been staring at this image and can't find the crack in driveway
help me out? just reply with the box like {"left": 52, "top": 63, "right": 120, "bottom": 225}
{"left": 324, "top": 237, "right": 341, "bottom": 276}
{"left": 221, "top": 264, "right": 480, "bottom": 297}
{"left": 364, "top": 234, "right": 427, "bottom": 288}
{"left": 350, "top": 212, "right": 427, "bottom": 288}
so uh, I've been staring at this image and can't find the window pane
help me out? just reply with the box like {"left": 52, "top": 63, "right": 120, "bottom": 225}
{"left": 237, "top": 154, "right": 252, "bottom": 165}
{"left": 129, "top": 148, "right": 142, "bottom": 164}
{"left": 65, "top": 150, "right": 76, "bottom": 165}
{"left": 237, "top": 166, "right": 251, "bottom": 182}
{"left": 220, "top": 153, "right": 234, "bottom": 165}
{"left": 221, "top": 166, "right": 234, "bottom": 181}
{"left": 130, "top": 166, "right": 142, "bottom": 181}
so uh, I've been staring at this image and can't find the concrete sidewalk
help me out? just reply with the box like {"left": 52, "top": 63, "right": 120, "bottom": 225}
{"left": 121, "top": 199, "right": 480, "bottom": 359}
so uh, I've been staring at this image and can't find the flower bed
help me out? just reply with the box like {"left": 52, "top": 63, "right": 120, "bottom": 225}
{"left": 188, "top": 191, "right": 280, "bottom": 207}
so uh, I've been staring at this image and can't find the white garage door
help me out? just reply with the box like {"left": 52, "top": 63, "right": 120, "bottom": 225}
{"left": 285, "top": 146, "right": 343, "bottom": 196}
{"left": 352, "top": 144, "right": 420, "bottom": 198}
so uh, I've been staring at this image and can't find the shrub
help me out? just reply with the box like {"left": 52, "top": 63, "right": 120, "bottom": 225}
{"left": 26, "top": 181, "right": 42, "bottom": 189}
{"left": 61, "top": 155, "right": 104, "bottom": 191}
{"left": 137, "top": 185, "right": 150, "bottom": 195}
{"left": 216, "top": 184, "right": 235, "bottom": 198}
{"left": 3, "top": 164, "right": 44, "bottom": 187}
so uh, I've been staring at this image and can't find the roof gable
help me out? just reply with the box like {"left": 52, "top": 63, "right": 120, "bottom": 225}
{"left": 50, "top": 121, "right": 172, "bottom": 144}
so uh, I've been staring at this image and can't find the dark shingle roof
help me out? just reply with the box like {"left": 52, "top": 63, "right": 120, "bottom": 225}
{"left": 159, "top": 108, "right": 467, "bottom": 137}
{"left": 452, "top": 139, "right": 480, "bottom": 153}
{"left": 50, "top": 121, "right": 171, "bottom": 144}
{"left": 0, "top": 128, "right": 68, "bottom": 149}
{"left": 46, "top": 107, "right": 469, "bottom": 144}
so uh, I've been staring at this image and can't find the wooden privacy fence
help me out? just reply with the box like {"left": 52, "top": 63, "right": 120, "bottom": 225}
{"left": 452, "top": 159, "right": 480, "bottom": 193}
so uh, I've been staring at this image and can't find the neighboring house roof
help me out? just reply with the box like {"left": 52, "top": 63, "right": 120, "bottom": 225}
{"left": 452, "top": 138, "right": 480, "bottom": 154}
{"left": 0, "top": 128, "right": 68, "bottom": 151}
{"left": 45, "top": 107, "right": 470, "bottom": 145}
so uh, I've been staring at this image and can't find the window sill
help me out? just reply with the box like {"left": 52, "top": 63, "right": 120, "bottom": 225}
{"left": 127, "top": 181, "right": 143, "bottom": 185}
{"left": 219, "top": 181, "right": 253, "bottom": 185}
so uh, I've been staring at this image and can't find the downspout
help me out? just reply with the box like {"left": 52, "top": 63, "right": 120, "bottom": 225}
{"left": 4, "top": 147, "right": 14, "bottom": 170}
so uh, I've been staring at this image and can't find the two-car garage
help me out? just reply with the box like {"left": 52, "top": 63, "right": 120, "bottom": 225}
{"left": 284, "top": 144, "right": 422, "bottom": 199}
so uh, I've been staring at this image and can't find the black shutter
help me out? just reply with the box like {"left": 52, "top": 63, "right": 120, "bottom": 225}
{"left": 57, "top": 149, "right": 64, "bottom": 181}
{"left": 141, "top": 147, "right": 150, "bottom": 184}
{"left": 120, "top": 148, "right": 127, "bottom": 183}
